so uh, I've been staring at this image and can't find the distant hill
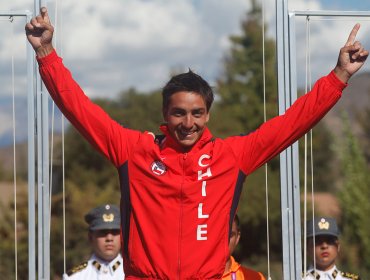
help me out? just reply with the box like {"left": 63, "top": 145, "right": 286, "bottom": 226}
{"left": 0, "top": 141, "right": 28, "bottom": 174}
{"left": 337, "top": 71, "right": 370, "bottom": 113}
{"left": 323, "top": 71, "right": 370, "bottom": 137}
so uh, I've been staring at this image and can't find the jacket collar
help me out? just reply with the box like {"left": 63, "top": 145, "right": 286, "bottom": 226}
{"left": 91, "top": 254, "right": 123, "bottom": 273}
{"left": 308, "top": 265, "right": 339, "bottom": 279}
{"left": 222, "top": 256, "right": 241, "bottom": 278}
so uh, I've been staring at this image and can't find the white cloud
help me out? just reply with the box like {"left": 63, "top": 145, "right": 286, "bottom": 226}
{"left": 0, "top": 0, "right": 369, "bottom": 99}
{"left": 47, "top": 0, "right": 251, "bottom": 97}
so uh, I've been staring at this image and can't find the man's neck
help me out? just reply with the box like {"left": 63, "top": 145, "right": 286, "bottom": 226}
{"left": 224, "top": 258, "right": 231, "bottom": 274}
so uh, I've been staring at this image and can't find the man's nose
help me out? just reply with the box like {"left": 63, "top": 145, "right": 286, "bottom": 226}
{"left": 182, "top": 115, "right": 194, "bottom": 128}
{"left": 105, "top": 233, "right": 114, "bottom": 240}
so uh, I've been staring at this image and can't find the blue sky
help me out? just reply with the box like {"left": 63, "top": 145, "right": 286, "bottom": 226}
{"left": 321, "top": 0, "right": 370, "bottom": 10}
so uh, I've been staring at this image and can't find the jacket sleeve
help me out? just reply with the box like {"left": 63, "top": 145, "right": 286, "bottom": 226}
{"left": 37, "top": 50, "right": 141, "bottom": 167}
{"left": 225, "top": 71, "right": 346, "bottom": 175}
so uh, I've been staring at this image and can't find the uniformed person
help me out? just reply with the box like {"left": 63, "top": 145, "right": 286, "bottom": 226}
{"left": 63, "top": 204, "right": 124, "bottom": 280}
{"left": 303, "top": 217, "right": 360, "bottom": 280}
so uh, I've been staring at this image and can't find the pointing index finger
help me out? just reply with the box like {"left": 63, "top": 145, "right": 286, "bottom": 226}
{"left": 345, "top": 23, "right": 360, "bottom": 46}
{"left": 40, "top": 7, "right": 51, "bottom": 25}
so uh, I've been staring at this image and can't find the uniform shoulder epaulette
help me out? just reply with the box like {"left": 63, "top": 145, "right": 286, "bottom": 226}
{"left": 306, "top": 270, "right": 320, "bottom": 280}
{"left": 341, "top": 271, "right": 360, "bottom": 280}
{"left": 66, "top": 261, "right": 88, "bottom": 276}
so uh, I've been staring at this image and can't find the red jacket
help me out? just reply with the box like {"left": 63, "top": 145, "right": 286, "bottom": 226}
{"left": 38, "top": 51, "right": 345, "bottom": 279}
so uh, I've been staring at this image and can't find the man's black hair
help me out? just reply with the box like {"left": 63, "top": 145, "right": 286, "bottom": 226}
{"left": 162, "top": 69, "right": 214, "bottom": 112}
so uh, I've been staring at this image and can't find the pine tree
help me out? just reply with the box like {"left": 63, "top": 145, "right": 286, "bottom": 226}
{"left": 356, "top": 104, "right": 370, "bottom": 163}
{"left": 338, "top": 113, "right": 370, "bottom": 275}
{"left": 211, "top": 0, "right": 277, "bottom": 137}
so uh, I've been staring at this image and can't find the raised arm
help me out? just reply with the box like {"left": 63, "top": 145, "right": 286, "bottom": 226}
{"left": 25, "top": 7, "right": 142, "bottom": 167}
{"left": 229, "top": 24, "right": 368, "bottom": 175}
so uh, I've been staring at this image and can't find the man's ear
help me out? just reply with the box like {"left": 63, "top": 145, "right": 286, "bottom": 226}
{"left": 206, "top": 111, "right": 211, "bottom": 123}
{"left": 235, "top": 231, "right": 241, "bottom": 246}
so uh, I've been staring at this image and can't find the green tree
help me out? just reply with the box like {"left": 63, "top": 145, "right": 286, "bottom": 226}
{"left": 298, "top": 121, "right": 336, "bottom": 192}
{"left": 338, "top": 113, "right": 370, "bottom": 276}
{"left": 0, "top": 188, "right": 29, "bottom": 280}
{"left": 356, "top": 104, "right": 370, "bottom": 163}
{"left": 211, "top": 0, "right": 277, "bottom": 137}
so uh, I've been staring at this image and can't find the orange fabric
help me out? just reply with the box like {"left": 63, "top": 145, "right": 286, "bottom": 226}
{"left": 222, "top": 256, "right": 266, "bottom": 280}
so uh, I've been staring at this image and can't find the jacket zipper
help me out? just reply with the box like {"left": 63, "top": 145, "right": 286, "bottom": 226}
{"left": 177, "top": 152, "right": 187, "bottom": 280}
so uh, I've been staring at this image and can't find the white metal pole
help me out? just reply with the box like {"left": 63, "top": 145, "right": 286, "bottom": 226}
{"left": 276, "top": 1, "right": 302, "bottom": 279}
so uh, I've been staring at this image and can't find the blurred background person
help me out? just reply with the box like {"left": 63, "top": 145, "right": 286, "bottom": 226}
{"left": 63, "top": 204, "right": 124, "bottom": 279}
{"left": 303, "top": 216, "right": 359, "bottom": 280}
{"left": 223, "top": 214, "right": 266, "bottom": 280}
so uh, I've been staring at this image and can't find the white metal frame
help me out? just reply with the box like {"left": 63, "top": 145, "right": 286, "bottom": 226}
{"left": 0, "top": 10, "right": 38, "bottom": 280}
{"left": 277, "top": 7, "right": 370, "bottom": 279}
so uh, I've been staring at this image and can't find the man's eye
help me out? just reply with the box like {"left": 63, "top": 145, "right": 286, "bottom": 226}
{"left": 171, "top": 111, "right": 183, "bottom": 116}
{"left": 193, "top": 111, "right": 204, "bottom": 117}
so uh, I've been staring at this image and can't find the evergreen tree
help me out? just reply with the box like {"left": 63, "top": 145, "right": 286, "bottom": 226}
{"left": 356, "top": 103, "right": 370, "bottom": 163}
{"left": 211, "top": 0, "right": 277, "bottom": 137}
{"left": 338, "top": 113, "right": 370, "bottom": 276}
{"left": 0, "top": 189, "right": 29, "bottom": 280}
{"left": 298, "top": 121, "right": 336, "bottom": 192}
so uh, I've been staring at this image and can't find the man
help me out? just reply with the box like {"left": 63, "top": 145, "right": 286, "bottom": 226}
{"left": 63, "top": 204, "right": 124, "bottom": 280}
{"left": 303, "top": 217, "right": 360, "bottom": 280}
{"left": 222, "top": 214, "right": 265, "bottom": 280}
{"left": 26, "top": 7, "right": 368, "bottom": 279}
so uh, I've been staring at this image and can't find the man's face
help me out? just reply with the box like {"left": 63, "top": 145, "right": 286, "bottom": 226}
{"left": 89, "top": 229, "right": 121, "bottom": 262}
{"left": 307, "top": 235, "right": 340, "bottom": 271}
{"left": 163, "top": 91, "right": 209, "bottom": 150}
{"left": 228, "top": 220, "right": 241, "bottom": 256}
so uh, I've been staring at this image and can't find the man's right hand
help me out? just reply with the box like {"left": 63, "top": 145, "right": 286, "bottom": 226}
{"left": 334, "top": 23, "right": 369, "bottom": 83}
{"left": 25, "top": 7, "right": 54, "bottom": 57}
